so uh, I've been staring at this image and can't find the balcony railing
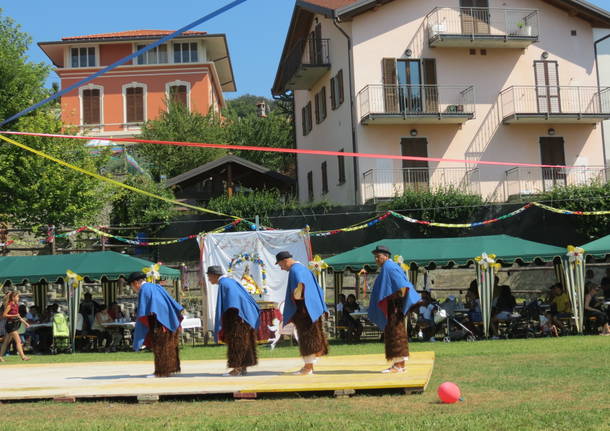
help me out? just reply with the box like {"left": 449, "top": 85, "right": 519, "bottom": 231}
{"left": 358, "top": 84, "right": 475, "bottom": 124}
{"left": 427, "top": 7, "right": 540, "bottom": 47}
{"left": 362, "top": 167, "right": 481, "bottom": 202}
{"left": 282, "top": 37, "right": 330, "bottom": 91}
{"left": 500, "top": 86, "right": 610, "bottom": 123}
{"left": 504, "top": 166, "right": 608, "bottom": 198}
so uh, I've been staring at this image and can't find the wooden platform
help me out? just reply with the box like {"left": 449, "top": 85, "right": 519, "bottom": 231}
{"left": 0, "top": 352, "right": 434, "bottom": 402}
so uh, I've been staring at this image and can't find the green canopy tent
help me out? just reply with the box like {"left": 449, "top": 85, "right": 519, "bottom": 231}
{"left": 0, "top": 251, "right": 181, "bottom": 350}
{"left": 580, "top": 234, "right": 610, "bottom": 260}
{"left": 325, "top": 235, "right": 566, "bottom": 338}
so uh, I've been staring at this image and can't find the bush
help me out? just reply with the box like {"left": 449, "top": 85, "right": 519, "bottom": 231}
{"left": 537, "top": 183, "right": 610, "bottom": 240}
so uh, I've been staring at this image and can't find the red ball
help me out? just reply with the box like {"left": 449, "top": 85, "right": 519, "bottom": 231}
{"left": 438, "top": 382, "right": 461, "bottom": 403}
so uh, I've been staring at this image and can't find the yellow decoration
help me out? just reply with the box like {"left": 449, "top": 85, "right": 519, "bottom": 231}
{"left": 66, "top": 270, "right": 83, "bottom": 289}
{"left": 308, "top": 255, "right": 329, "bottom": 274}
{"left": 475, "top": 253, "right": 501, "bottom": 270}
{"left": 392, "top": 255, "right": 410, "bottom": 273}
{"left": 566, "top": 245, "right": 585, "bottom": 264}
{"left": 143, "top": 263, "right": 160, "bottom": 282}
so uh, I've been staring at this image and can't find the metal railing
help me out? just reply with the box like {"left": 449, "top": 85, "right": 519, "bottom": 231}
{"left": 499, "top": 86, "right": 610, "bottom": 118}
{"left": 282, "top": 37, "right": 330, "bottom": 83}
{"left": 426, "top": 7, "right": 540, "bottom": 39}
{"left": 358, "top": 84, "right": 475, "bottom": 119}
{"left": 362, "top": 167, "right": 481, "bottom": 202}
{"left": 504, "top": 166, "right": 608, "bottom": 198}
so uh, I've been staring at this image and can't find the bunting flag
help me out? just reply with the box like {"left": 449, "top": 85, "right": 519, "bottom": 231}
{"left": 531, "top": 201, "right": 610, "bottom": 216}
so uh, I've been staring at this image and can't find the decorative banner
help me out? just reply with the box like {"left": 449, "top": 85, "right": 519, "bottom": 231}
{"left": 65, "top": 270, "right": 84, "bottom": 289}
{"left": 308, "top": 255, "right": 329, "bottom": 274}
{"left": 531, "top": 201, "right": 610, "bottom": 216}
{"left": 228, "top": 253, "right": 269, "bottom": 295}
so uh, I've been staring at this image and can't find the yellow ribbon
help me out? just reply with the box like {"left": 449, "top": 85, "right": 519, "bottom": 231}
{"left": 66, "top": 270, "right": 83, "bottom": 288}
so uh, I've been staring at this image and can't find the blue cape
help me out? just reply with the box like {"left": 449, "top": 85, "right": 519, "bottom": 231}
{"left": 133, "top": 282, "right": 184, "bottom": 351}
{"left": 368, "top": 260, "right": 420, "bottom": 330}
{"left": 283, "top": 262, "right": 328, "bottom": 325}
{"left": 214, "top": 277, "right": 261, "bottom": 342}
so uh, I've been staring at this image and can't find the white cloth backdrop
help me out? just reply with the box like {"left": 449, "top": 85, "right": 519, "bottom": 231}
{"left": 200, "top": 230, "right": 310, "bottom": 330}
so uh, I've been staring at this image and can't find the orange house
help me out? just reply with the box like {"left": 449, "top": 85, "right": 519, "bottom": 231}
{"left": 39, "top": 30, "right": 236, "bottom": 137}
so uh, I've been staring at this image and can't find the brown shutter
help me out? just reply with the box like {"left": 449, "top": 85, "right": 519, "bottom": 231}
{"left": 315, "top": 91, "right": 321, "bottom": 124}
{"left": 126, "top": 87, "right": 144, "bottom": 123}
{"left": 82, "top": 89, "right": 100, "bottom": 125}
{"left": 382, "top": 58, "right": 398, "bottom": 113}
{"left": 337, "top": 69, "right": 344, "bottom": 106}
{"left": 535, "top": 61, "right": 560, "bottom": 114}
{"left": 170, "top": 85, "right": 187, "bottom": 107}
{"left": 422, "top": 59, "right": 438, "bottom": 112}
{"left": 330, "top": 76, "right": 336, "bottom": 109}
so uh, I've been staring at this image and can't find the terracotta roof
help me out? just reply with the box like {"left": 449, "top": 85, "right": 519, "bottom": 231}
{"left": 62, "top": 30, "right": 207, "bottom": 41}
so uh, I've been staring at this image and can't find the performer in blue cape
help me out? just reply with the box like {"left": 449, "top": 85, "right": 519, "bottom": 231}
{"left": 368, "top": 245, "right": 421, "bottom": 374}
{"left": 277, "top": 251, "right": 328, "bottom": 375}
{"left": 207, "top": 265, "right": 260, "bottom": 377}
{"left": 128, "top": 271, "right": 184, "bottom": 377}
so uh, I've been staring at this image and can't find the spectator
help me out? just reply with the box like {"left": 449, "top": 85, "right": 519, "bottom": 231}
{"left": 92, "top": 304, "right": 113, "bottom": 350}
{"left": 539, "top": 310, "right": 559, "bottom": 337}
{"left": 79, "top": 292, "right": 100, "bottom": 334}
{"left": 0, "top": 292, "right": 30, "bottom": 361}
{"left": 336, "top": 294, "right": 346, "bottom": 319}
{"left": 417, "top": 291, "right": 436, "bottom": 342}
{"left": 341, "top": 294, "right": 363, "bottom": 341}
{"left": 549, "top": 284, "right": 572, "bottom": 328}
{"left": 584, "top": 285, "right": 610, "bottom": 336}
{"left": 108, "top": 302, "right": 125, "bottom": 321}
{"left": 491, "top": 285, "right": 516, "bottom": 338}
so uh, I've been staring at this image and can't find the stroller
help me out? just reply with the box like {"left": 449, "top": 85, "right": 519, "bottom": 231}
{"left": 435, "top": 301, "right": 476, "bottom": 342}
{"left": 50, "top": 313, "right": 72, "bottom": 355}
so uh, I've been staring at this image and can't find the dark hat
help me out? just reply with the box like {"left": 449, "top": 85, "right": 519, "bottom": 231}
{"left": 371, "top": 245, "right": 391, "bottom": 256}
{"left": 126, "top": 271, "right": 146, "bottom": 284}
{"left": 275, "top": 251, "right": 293, "bottom": 264}
{"left": 206, "top": 265, "right": 224, "bottom": 276}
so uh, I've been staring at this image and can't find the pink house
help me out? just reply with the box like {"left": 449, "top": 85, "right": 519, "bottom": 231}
{"left": 39, "top": 30, "right": 236, "bottom": 137}
{"left": 273, "top": 0, "right": 610, "bottom": 204}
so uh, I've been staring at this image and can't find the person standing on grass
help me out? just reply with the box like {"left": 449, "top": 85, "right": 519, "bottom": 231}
{"left": 277, "top": 251, "right": 329, "bottom": 376}
{"left": 368, "top": 245, "right": 421, "bottom": 374}
{"left": 128, "top": 272, "right": 184, "bottom": 377}
{"left": 0, "top": 292, "right": 30, "bottom": 362}
{"left": 207, "top": 266, "right": 260, "bottom": 377}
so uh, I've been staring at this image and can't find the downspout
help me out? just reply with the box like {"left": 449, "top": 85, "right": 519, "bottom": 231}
{"left": 594, "top": 32, "right": 610, "bottom": 170}
{"left": 333, "top": 15, "right": 360, "bottom": 205}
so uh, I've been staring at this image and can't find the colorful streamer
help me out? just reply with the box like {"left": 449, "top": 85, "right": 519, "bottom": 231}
{"left": 531, "top": 201, "right": 610, "bottom": 216}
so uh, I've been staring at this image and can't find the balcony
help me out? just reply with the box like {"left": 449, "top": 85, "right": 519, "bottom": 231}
{"left": 282, "top": 37, "right": 330, "bottom": 91}
{"left": 358, "top": 84, "right": 475, "bottom": 125}
{"left": 362, "top": 167, "right": 481, "bottom": 202}
{"left": 500, "top": 86, "right": 610, "bottom": 124}
{"left": 427, "top": 7, "right": 539, "bottom": 48}
{"left": 504, "top": 166, "right": 608, "bottom": 199}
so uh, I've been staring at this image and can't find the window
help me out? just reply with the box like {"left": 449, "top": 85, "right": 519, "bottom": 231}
{"left": 302, "top": 102, "right": 313, "bottom": 136}
{"left": 71, "top": 47, "right": 96, "bottom": 68}
{"left": 82, "top": 88, "right": 101, "bottom": 125}
{"left": 315, "top": 87, "right": 327, "bottom": 124}
{"left": 337, "top": 149, "right": 346, "bottom": 185}
{"left": 166, "top": 81, "right": 190, "bottom": 109}
{"left": 173, "top": 42, "right": 199, "bottom": 63}
{"left": 136, "top": 44, "right": 168, "bottom": 65}
{"left": 307, "top": 171, "right": 314, "bottom": 202}
{"left": 124, "top": 84, "right": 146, "bottom": 124}
{"left": 321, "top": 161, "right": 328, "bottom": 194}
{"left": 330, "top": 70, "right": 344, "bottom": 110}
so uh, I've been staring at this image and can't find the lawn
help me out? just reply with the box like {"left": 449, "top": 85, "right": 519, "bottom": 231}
{"left": 0, "top": 336, "right": 609, "bottom": 431}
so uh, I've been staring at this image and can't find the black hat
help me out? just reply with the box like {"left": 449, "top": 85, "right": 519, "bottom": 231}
{"left": 126, "top": 271, "right": 146, "bottom": 284}
{"left": 275, "top": 251, "right": 293, "bottom": 264}
{"left": 206, "top": 265, "right": 224, "bottom": 276}
{"left": 371, "top": 245, "right": 391, "bottom": 256}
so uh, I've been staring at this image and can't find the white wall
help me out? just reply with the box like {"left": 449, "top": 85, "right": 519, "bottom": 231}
{"left": 594, "top": 28, "right": 610, "bottom": 166}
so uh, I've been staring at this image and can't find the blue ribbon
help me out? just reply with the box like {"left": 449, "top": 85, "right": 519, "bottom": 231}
{"left": 0, "top": 0, "right": 247, "bottom": 128}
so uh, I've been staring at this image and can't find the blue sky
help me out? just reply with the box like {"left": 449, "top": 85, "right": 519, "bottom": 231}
{"left": 2, "top": 0, "right": 610, "bottom": 99}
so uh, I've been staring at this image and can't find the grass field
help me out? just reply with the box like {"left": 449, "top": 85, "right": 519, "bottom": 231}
{"left": 1, "top": 336, "right": 609, "bottom": 431}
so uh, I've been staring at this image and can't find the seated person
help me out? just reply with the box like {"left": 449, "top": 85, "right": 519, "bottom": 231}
{"left": 584, "top": 285, "right": 610, "bottom": 336}
{"left": 548, "top": 283, "right": 572, "bottom": 327}
{"left": 79, "top": 292, "right": 100, "bottom": 334}
{"left": 336, "top": 294, "right": 346, "bottom": 321}
{"left": 491, "top": 285, "right": 516, "bottom": 337}
{"left": 539, "top": 310, "right": 558, "bottom": 337}
{"left": 108, "top": 302, "right": 125, "bottom": 321}
{"left": 91, "top": 304, "right": 113, "bottom": 350}
{"left": 417, "top": 291, "right": 436, "bottom": 342}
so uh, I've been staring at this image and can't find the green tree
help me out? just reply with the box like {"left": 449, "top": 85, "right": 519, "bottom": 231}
{"left": 0, "top": 112, "right": 113, "bottom": 227}
{"left": 135, "top": 102, "right": 227, "bottom": 181}
{"left": 0, "top": 9, "right": 50, "bottom": 123}
{"left": 225, "top": 94, "right": 274, "bottom": 118}
{"left": 109, "top": 174, "right": 176, "bottom": 233}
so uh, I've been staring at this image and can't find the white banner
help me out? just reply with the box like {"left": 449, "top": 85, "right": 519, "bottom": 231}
{"left": 200, "top": 229, "right": 310, "bottom": 329}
